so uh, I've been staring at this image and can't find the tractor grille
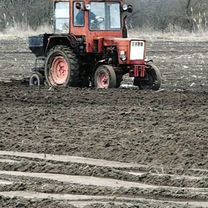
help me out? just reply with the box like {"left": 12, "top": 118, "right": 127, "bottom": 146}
{"left": 130, "top": 41, "right": 145, "bottom": 60}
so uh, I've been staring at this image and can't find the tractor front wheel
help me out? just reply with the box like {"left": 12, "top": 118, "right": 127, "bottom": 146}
{"left": 45, "top": 46, "right": 80, "bottom": 87}
{"left": 94, "top": 65, "right": 117, "bottom": 89}
{"left": 134, "top": 62, "right": 161, "bottom": 90}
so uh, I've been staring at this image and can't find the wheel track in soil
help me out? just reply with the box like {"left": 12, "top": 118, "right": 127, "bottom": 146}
{"left": 0, "top": 151, "right": 207, "bottom": 208}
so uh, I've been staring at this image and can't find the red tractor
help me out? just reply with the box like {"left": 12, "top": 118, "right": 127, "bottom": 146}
{"left": 29, "top": 0, "right": 161, "bottom": 90}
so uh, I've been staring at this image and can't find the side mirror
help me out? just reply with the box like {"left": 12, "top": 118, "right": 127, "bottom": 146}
{"left": 76, "top": 2, "right": 81, "bottom": 10}
{"left": 127, "top": 5, "right": 133, "bottom": 13}
{"left": 76, "top": 2, "right": 90, "bottom": 11}
{"left": 85, "top": 4, "right": 91, "bottom": 10}
{"left": 122, "top": 4, "right": 133, "bottom": 13}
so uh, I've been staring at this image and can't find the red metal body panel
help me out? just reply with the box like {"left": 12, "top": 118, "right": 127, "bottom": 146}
{"left": 52, "top": 0, "right": 148, "bottom": 79}
{"left": 53, "top": 0, "right": 147, "bottom": 66}
{"left": 103, "top": 38, "right": 146, "bottom": 65}
{"left": 69, "top": 0, "right": 124, "bottom": 53}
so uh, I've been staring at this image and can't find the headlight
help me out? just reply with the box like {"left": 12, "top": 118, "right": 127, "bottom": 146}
{"left": 120, "top": 51, "right": 127, "bottom": 61}
{"left": 122, "top": 4, "right": 128, "bottom": 11}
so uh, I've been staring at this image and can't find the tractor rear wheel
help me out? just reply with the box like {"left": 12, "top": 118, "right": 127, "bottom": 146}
{"left": 94, "top": 65, "right": 117, "bottom": 89}
{"left": 134, "top": 62, "right": 161, "bottom": 90}
{"left": 45, "top": 46, "right": 80, "bottom": 87}
{"left": 29, "top": 72, "right": 44, "bottom": 87}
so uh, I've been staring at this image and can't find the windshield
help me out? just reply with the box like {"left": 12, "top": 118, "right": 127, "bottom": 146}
{"left": 90, "top": 2, "right": 121, "bottom": 31}
{"left": 54, "top": 2, "right": 70, "bottom": 33}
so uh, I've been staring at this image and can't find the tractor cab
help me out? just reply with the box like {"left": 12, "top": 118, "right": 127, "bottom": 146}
{"left": 53, "top": 0, "right": 130, "bottom": 33}
{"left": 53, "top": 0, "right": 132, "bottom": 52}
{"left": 29, "top": 0, "right": 161, "bottom": 90}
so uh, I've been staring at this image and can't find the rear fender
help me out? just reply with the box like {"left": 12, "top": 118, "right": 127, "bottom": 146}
{"left": 46, "top": 35, "right": 79, "bottom": 53}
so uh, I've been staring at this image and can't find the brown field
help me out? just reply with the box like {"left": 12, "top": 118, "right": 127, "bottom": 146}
{"left": 0, "top": 36, "right": 207, "bottom": 208}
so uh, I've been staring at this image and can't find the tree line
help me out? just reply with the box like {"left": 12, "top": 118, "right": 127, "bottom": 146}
{"left": 0, "top": 0, "right": 52, "bottom": 31}
{"left": 0, "top": 0, "right": 208, "bottom": 32}
{"left": 127, "top": 0, "right": 208, "bottom": 32}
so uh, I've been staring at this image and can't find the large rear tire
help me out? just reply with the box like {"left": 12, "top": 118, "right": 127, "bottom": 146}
{"left": 94, "top": 65, "right": 117, "bottom": 89}
{"left": 45, "top": 46, "right": 80, "bottom": 87}
{"left": 134, "top": 62, "right": 161, "bottom": 90}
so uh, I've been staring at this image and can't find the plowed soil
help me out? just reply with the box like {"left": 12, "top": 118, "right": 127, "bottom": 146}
{"left": 0, "top": 37, "right": 207, "bottom": 208}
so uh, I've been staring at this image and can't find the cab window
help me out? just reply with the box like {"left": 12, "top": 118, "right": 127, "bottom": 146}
{"left": 90, "top": 2, "right": 121, "bottom": 31}
{"left": 54, "top": 2, "right": 70, "bottom": 33}
{"left": 74, "top": 2, "right": 84, "bottom": 26}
